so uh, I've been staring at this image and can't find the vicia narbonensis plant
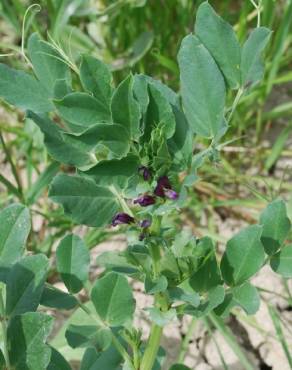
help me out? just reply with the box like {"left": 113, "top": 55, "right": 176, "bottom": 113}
{"left": 0, "top": 3, "right": 291, "bottom": 370}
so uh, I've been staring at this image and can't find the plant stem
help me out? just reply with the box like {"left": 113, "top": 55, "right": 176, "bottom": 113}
{"left": 140, "top": 324, "right": 163, "bottom": 370}
{"left": 0, "top": 289, "right": 10, "bottom": 370}
{"left": 177, "top": 317, "right": 197, "bottom": 363}
{"left": 227, "top": 87, "right": 244, "bottom": 124}
{"left": 0, "top": 133, "right": 24, "bottom": 202}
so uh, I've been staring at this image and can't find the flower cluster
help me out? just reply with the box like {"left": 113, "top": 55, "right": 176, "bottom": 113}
{"left": 111, "top": 168, "right": 178, "bottom": 232}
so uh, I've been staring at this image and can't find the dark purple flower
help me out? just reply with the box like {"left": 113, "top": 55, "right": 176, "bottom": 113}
{"left": 134, "top": 195, "right": 156, "bottom": 207}
{"left": 140, "top": 219, "right": 152, "bottom": 228}
{"left": 164, "top": 189, "right": 178, "bottom": 200}
{"left": 154, "top": 175, "right": 177, "bottom": 199}
{"left": 139, "top": 166, "right": 151, "bottom": 181}
{"left": 112, "top": 213, "right": 134, "bottom": 226}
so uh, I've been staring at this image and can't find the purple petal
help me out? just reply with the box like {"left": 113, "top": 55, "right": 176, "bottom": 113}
{"left": 140, "top": 219, "right": 152, "bottom": 228}
{"left": 157, "top": 176, "right": 171, "bottom": 189}
{"left": 139, "top": 166, "right": 151, "bottom": 181}
{"left": 164, "top": 189, "right": 178, "bottom": 200}
{"left": 134, "top": 195, "right": 156, "bottom": 207}
{"left": 112, "top": 213, "right": 134, "bottom": 226}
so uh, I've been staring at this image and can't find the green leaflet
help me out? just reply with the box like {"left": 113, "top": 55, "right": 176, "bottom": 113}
{"left": 0, "top": 204, "right": 30, "bottom": 273}
{"left": 189, "top": 237, "right": 222, "bottom": 292}
{"left": 82, "top": 155, "right": 139, "bottom": 190}
{"left": 111, "top": 74, "right": 141, "bottom": 140}
{"left": 6, "top": 254, "right": 49, "bottom": 317}
{"left": 184, "top": 285, "right": 225, "bottom": 318}
{"left": 47, "top": 347, "right": 71, "bottom": 370}
{"left": 215, "top": 282, "right": 260, "bottom": 317}
{"left": 28, "top": 33, "right": 71, "bottom": 95}
{"left": 91, "top": 272, "right": 135, "bottom": 327}
{"left": 54, "top": 92, "right": 111, "bottom": 132}
{"left": 178, "top": 35, "right": 226, "bottom": 138}
{"left": 80, "top": 54, "right": 112, "bottom": 109}
{"left": 56, "top": 234, "right": 90, "bottom": 294}
{"left": 8, "top": 312, "right": 53, "bottom": 370}
{"left": 143, "top": 83, "right": 176, "bottom": 141}
{"left": 0, "top": 63, "right": 53, "bottom": 113}
{"left": 195, "top": 1, "right": 241, "bottom": 89}
{"left": 80, "top": 346, "right": 122, "bottom": 370}
{"left": 49, "top": 173, "right": 120, "bottom": 227}
{"left": 259, "top": 199, "right": 291, "bottom": 255}
{"left": 220, "top": 225, "right": 265, "bottom": 286}
{"left": 63, "top": 123, "right": 131, "bottom": 159}
{"left": 27, "top": 111, "right": 93, "bottom": 168}
{"left": 241, "top": 27, "right": 272, "bottom": 87}
{"left": 270, "top": 245, "right": 292, "bottom": 278}
{"left": 40, "top": 284, "right": 78, "bottom": 310}
{"left": 65, "top": 324, "right": 112, "bottom": 350}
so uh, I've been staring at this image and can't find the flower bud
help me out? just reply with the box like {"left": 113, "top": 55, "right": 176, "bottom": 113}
{"left": 112, "top": 213, "right": 134, "bottom": 226}
{"left": 138, "top": 166, "right": 151, "bottom": 181}
{"left": 140, "top": 219, "right": 152, "bottom": 228}
{"left": 164, "top": 189, "right": 178, "bottom": 200}
{"left": 134, "top": 195, "right": 156, "bottom": 207}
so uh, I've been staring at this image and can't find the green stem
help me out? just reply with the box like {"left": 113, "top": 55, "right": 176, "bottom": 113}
{"left": 227, "top": 87, "right": 244, "bottom": 124}
{"left": 177, "top": 317, "right": 197, "bottom": 363}
{"left": 0, "top": 289, "right": 10, "bottom": 370}
{"left": 109, "top": 185, "right": 134, "bottom": 217}
{"left": 140, "top": 324, "right": 163, "bottom": 370}
{"left": 0, "top": 133, "right": 24, "bottom": 202}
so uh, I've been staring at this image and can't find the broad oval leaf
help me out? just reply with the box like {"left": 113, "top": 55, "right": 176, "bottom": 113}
{"left": 47, "top": 347, "right": 71, "bottom": 370}
{"left": 80, "top": 55, "right": 112, "bottom": 108}
{"left": 49, "top": 173, "right": 119, "bottom": 227}
{"left": 143, "top": 83, "right": 176, "bottom": 141}
{"left": 28, "top": 33, "right": 71, "bottom": 94}
{"left": 220, "top": 225, "right": 265, "bottom": 286}
{"left": 91, "top": 272, "right": 135, "bottom": 327}
{"left": 241, "top": 27, "right": 271, "bottom": 87}
{"left": 54, "top": 92, "right": 111, "bottom": 132}
{"left": 0, "top": 64, "right": 53, "bottom": 113}
{"left": 170, "top": 365, "right": 191, "bottom": 370}
{"left": 233, "top": 282, "right": 260, "bottom": 315}
{"left": 65, "top": 324, "right": 112, "bottom": 351}
{"left": 82, "top": 155, "right": 139, "bottom": 190}
{"left": 8, "top": 312, "right": 53, "bottom": 370}
{"left": 111, "top": 74, "right": 141, "bottom": 140}
{"left": 27, "top": 111, "right": 93, "bottom": 168}
{"left": 270, "top": 245, "right": 292, "bottom": 278}
{"left": 56, "top": 234, "right": 90, "bottom": 294}
{"left": 40, "top": 284, "right": 78, "bottom": 310}
{"left": 195, "top": 1, "right": 241, "bottom": 89}
{"left": 0, "top": 203, "right": 30, "bottom": 273}
{"left": 178, "top": 35, "right": 226, "bottom": 138}
{"left": 63, "top": 123, "right": 130, "bottom": 159}
{"left": 259, "top": 199, "right": 291, "bottom": 255}
{"left": 80, "top": 346, "right": 122, "bottom": 370}
{"left": 6, "top": 254, "right": 49, "bottom": 317}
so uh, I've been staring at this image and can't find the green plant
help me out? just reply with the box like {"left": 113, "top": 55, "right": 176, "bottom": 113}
{"left": 0, "top": 2, "right": 291, "bottom": 369}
